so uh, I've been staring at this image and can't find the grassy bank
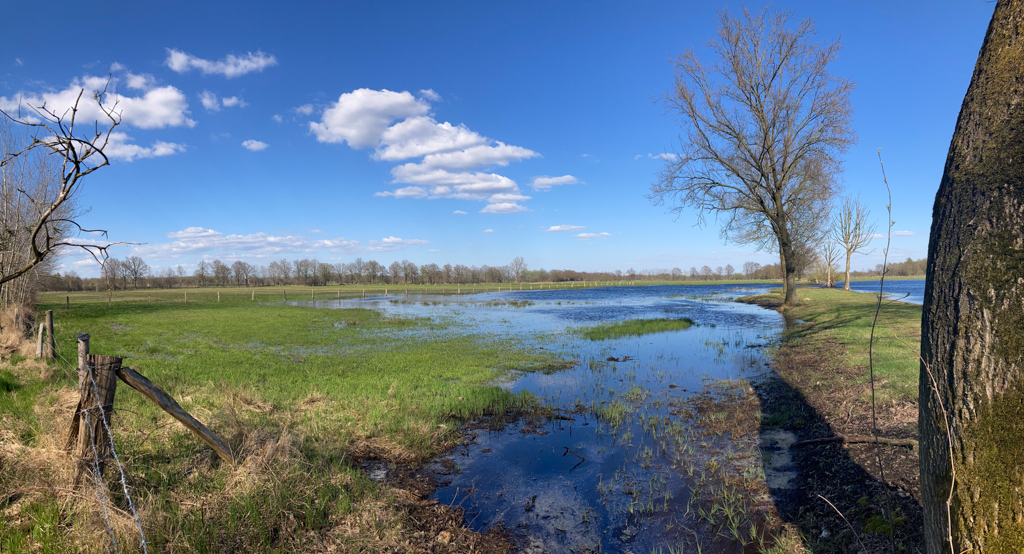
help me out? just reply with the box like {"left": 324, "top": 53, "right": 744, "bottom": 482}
{"left": 580, "top": 317, "right": 694, "bottom": 341}
{"left": 1, "top": 290, "right": 569, "bottom": 552}
{"left": 741, "top": 287, "right": 922, "bottom": 400}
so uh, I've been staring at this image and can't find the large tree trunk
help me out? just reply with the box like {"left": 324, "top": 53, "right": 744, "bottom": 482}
{"left": 778, "top": 232, "right": 799, "bottom": 306}
{"left": 920, "top": 1, "right": 1024, "bottom": 552}
{"left": 844, "top": 251, "right": 852, "bottom": 291}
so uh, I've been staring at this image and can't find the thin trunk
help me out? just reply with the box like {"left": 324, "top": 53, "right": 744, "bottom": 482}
{"left": 844, "top": 251, "right": 852, "bottom": 291}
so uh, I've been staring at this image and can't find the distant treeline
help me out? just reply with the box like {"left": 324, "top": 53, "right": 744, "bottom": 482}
{"left": 40, "top": 255, "right": 927, "bottom": 292}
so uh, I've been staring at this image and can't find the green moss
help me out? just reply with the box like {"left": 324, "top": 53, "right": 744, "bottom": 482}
{"left": 956, "top": 378, "right": 1024, "bottom": 553}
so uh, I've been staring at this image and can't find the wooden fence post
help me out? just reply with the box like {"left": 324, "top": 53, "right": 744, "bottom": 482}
{"left": 252, "top": 290, "right": 255, "bottom": 301}
{"left": 36, "top": 324, "right": 44, "bottom": 358}
{"left": 45, "top": 310, "right": 54, "bottom": 359}
{"left": 311, "top": 289, "right": 314, "bottom": 299}
{"left": 283, "top": 290, "right": 287, "bottom": 301}
{"left": 66, "top": 334, "right": 120, "bottom": 485}
{"left": 184, "top": 292, "right": 187, "bottom": 304}
{"left": 66, "top": 296, "right": 70, "bottom": 309}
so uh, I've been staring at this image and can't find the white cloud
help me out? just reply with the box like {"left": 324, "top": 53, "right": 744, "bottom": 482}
{"left": 419, "top": 89, "right": 441, "bottom": 101}
{"left": 16, "top": 58, "right": 24, "bottom": 66}
{"left": 272, "top": 114, "right": 283, "bottom": 123}
{"left": 574, "top": 232, "right": 611, "bottom": 240}
{"left": 104, "top": 132, "right": 186, "bottom": 162}
{"left": 390, "top": 165, "right": 519, "bottom": 199}
{"left": 200, "top": 90, "right": 220, "bottom": 111}
{"left": 0, "top": 75, "right": 196, "bottom": 130}
{"left": 310, "top": 88, "right": 429, "bottom": 147}
{"left": 488, "top": 193, "right": 531, "bottom": 203}
{"left": 453, "top": 210, "right": 467, "bottom": 215}
{"left": 294, "top": 103, "right": 314, "bottom": 115}
{"left": 481, "top": 202, "right": 528, "bottom": 214}
{"left": 242, "top": 139, "right": 268, "bottom": 151}
{"left": 374, "top": 186, "right": 427, "bottom": 198}
{"left": 221, "top": 96, "right": 244, "bottom": 108}
{"left": 165, "top": 48, "right": 277, "bottom": 78}
{"left": 109, "top": 61, "right": 125, "bottom": 72}
{"left": 483, "top": 229, "right": 495, "bottom": 233}
{"left": 531, "top": 175, "right": 580, "bottom": 190}
{"left": 547, "top": 225, "right": 585, "bottom": 232}
{"left": 893, "top": 230, "right": 917, "bottom": 236}
{"left": 376, "top": 116, "right": 487, "bottom": 161}
{"left": 125, "top": 72, "right": 156, "bottom": 90}
{"left": 134, "top": 226, "right": 427, "bottom": 260}
{"left": 635, "top": 152, "right": 678, "bottom": 161}
{"left": 417, "top": 141, "right": 538, "bottom": 170}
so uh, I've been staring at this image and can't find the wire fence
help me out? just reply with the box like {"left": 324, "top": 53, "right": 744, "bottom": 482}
{"left": 56, "top": 348, "right": 149, "bottom": 554}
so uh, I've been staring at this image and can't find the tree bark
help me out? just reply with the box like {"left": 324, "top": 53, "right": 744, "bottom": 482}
{"left": 844, "top": 252, "right": 852, "bottom": 291}
{"left": 921, "top": 2, "right": 1024, "bottom": 552}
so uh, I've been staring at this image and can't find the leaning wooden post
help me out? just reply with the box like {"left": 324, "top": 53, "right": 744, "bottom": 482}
{"left": 36, "top": 324, "right": 44, "bottom": 358}
{"left": 45, "top": 310, "right": 55, "bottom": 359}
{"left": 311, "top": 289, "right": 315, "bottom": 299}
{"left": 283, "top": 289, "right": 287, "bottom": 301}
{"left": 251, "top": 290, "right": 255, "bottom": 301}
{"left": 66, "top": 296, "right": 70, "bottom": 309}
{"left": 217, "top": 291, "right": 220, "bottom": 302}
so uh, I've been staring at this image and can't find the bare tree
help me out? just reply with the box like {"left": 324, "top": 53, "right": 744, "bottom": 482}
{"left": 0, "top": 86, "right": 124, "bottom": 307}
{"left": 123, "top": 255, "right": 149, "bottom": 289}
{"left": 231, "top": 260, "right": 254, "bottom": 286}
{"left": 649, "top": 7, "right": 854, "bottom": 306}
{"left": 818, "top": 240, "right": 840, "bottom": 287}
{"left": 509, "top": 256, "right": 527, "bottom": 282}
{"left": 832, "top": 196, "right": 876, "bottom": 290}
{"left": 921, "top": 1, "right": 1024, "bottom": 550}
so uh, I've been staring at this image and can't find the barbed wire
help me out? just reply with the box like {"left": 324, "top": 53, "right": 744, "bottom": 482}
{"left": 82, "top": 408, "right": 118, "bottom": 554}
{"left": 61, "top": 349, "right": 150, "bottom": 553}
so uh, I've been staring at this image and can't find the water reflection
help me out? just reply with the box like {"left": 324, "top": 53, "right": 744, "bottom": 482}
{"left": 307, "top": 284, "right": 785, "bottom": 552}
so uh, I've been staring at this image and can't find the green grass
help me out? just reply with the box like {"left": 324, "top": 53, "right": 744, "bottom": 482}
{"left": 0, "top": 289, "right": 572, "bottom": 551}
{"left": 741, "top": 287, "right": 922, "bottom": 400}
{"left": 581, "top": 317, "right": 694, "bottom": 341}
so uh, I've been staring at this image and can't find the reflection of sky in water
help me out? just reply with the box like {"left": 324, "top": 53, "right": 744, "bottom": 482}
{"left": 831, "top": 279, "right": 925, "bottom": 305}
{"left": 301, "top": 284, "right": 784, "bottom": 552}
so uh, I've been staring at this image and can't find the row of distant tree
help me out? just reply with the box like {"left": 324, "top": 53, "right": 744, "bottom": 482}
{"left": 40, "top": 255, "right": 926, "bottom": 292}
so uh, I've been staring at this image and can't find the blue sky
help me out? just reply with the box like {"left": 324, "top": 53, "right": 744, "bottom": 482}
{"left": 0, "top": 1, "right": 996, "bottom": 278}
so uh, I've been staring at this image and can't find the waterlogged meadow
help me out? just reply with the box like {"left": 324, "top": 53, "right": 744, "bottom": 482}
{"left": 309, "top": 284, "right": 786, "bottom": 552}
{"left": 6, "top": 284, "right": 790, "bottom": 552}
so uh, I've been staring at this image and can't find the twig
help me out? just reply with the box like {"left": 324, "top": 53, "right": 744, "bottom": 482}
{"left": 818, "top": 494, "right": 868, "bottom": 553}
{"left": 792, "top": 435, "right": 917, "bottom": 449}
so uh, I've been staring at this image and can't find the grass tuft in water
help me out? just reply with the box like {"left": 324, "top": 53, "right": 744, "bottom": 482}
{"left": 580, "top": 318, "right": 694, "bottom": 341}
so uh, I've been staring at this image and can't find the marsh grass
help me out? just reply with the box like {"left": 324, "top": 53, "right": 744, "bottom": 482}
{"left": 0, "top": 290, "right": 569, "bottom": 551}
{"left": 581, "top": 318, "right": 695, "bottom": 341}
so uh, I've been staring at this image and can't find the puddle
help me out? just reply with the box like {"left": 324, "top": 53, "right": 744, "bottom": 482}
{"left": 296, "top": 284, "right": 785, "bottom": 551}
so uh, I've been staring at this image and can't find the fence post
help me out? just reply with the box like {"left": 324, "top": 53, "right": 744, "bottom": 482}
{"left": 217, "top": 291, "right": 221, "bottom": 302}
{"left": 45, "top": 310, "right": 54, "bottom": 359}
{"left": 66, "top": 295, "right": 70, "bottom": 309}
{"left": 184, "top": 292, "right": 187, "bottom": 304}
{"left": 283, "top": 289, "right": 287, "bottom": 301}
{"left": 252, "top": 290, "right": 255, "bottom": 301}
{"left": 311, "top": 289, "right": 315, "bottom": 299}
{"left": 36, "top": 323, "right": 44, "bottom": 358}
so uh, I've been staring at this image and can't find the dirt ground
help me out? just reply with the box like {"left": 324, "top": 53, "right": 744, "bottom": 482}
{"left": 749, "top": 295, "right": 924, "bottom": 553}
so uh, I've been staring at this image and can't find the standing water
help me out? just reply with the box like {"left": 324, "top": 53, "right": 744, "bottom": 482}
{"left": 309, "top": 284, "right": 784, "bottom": 552}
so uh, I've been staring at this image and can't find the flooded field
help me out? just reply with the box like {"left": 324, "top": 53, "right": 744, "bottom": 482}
{"left": 305, "top": 284, "right": 785, "bottom": 552}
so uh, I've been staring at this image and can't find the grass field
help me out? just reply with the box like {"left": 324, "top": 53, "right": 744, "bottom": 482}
{"left": 580, "top": 317, "right": 695, "bottom": 341}
{"left": 1, "top": 288, "right": 571, "bottom": 552}
{"left": 741, "top": 286, "right": 923, "bottom": 400}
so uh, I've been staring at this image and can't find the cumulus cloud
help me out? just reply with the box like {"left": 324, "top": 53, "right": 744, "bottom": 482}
{"left": 0, "top": 75, "right": 195, "bottom": 130}
{"left": 134, "top": 226, "right": 426, "bottom": 260}
{"left": 242, "top": 140, "right": 268, "bottom": 151}
{"left": 574, "top": 232, "right": 611, "bottom": 240}
{"left": 376, "top": 116, "right": 486, "bottom": 161}
{"left": 531, "top": 175, "right": 580, "bottom": 190}
{"left": 547, "top": 225, "right": 585, "bottom": 232}
{"left": 390, "top": 165, "right": 519, "bottom": 199}
{"left": 165, "top": 48, "right": 277, "bottom": 78}
{"left": 294, "top": 103, "right": 314, "bottom": 115}
{"left": 416, "top": 142, "right": 538, "bottom": 170}
{"left": 481, "top": 202, "right": 528, "bottom": 214}
{"left": 453, "top": 210, "right": 467, "bottom": 215}
{"left": 893, "top": 230, "right": 917, "bottom": 236}
{"left": 200, "top": 91, "right": 246, "bottom": 111}
{"left": 310, "top": 88, "right": 428, "bottom": 147}
{"left": 374, "top": 186, "right": 428, "bottom": 199}
{"left": 272, "top": 114, "right": 283, "bottom": 123}
{"left": 104, "top": 132, "right": 186, "bottom": 162}
{"left": 419, "top": 89, "right": 441, "bottom": 101}
{"left": 125, "top": 72, "right": 156, "bottom": 90}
